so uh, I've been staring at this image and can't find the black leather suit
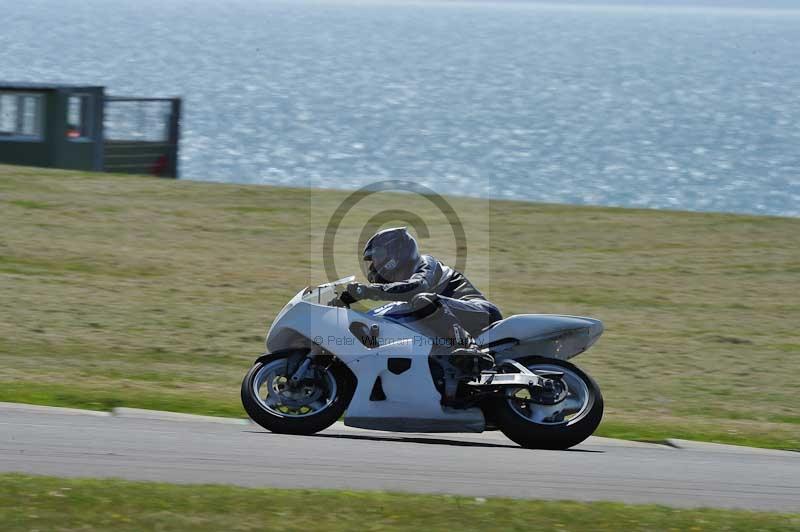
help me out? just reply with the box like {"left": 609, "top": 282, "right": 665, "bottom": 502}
{"left": 360, "top": 255, "right": 502, "bottom": 341}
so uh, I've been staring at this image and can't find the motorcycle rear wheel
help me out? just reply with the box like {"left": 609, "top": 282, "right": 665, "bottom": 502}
{"left": 241, "top": 351, "right": 354, "bottom": 435}
{"left": 487, "top": 356, "right": 603, "bottom": 450}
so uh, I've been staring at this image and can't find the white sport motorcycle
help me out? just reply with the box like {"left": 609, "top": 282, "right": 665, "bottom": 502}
{"left": 242, "top": 276, "right": 604, "bottom": 449}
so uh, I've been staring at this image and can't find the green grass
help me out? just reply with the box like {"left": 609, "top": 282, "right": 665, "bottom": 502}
{"left": 1, "top": 474, "right": 797, "bottom": 532}
{"left": 1, "top": 164, "right": 799, "bottom": 449}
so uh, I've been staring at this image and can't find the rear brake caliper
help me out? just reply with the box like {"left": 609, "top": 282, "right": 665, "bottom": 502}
{"left": 529, "top": 376, "right": 568, "bottom": 405}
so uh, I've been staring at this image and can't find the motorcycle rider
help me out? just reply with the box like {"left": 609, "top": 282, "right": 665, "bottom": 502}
{"left": 341, "top": 227, "right": 502, "bottom": 373}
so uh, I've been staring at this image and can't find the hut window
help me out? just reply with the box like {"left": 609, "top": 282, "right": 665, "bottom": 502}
{"left": 0, "top": 94, "right": 17, "bottom": 134}
{"left": 67, "top": 94, "right": 93, "bottom": 140}
{"left": 21, "top": 96, "right": 42, "bottom": 136}
{"left": 0, "top": 92, "right": 44, "bottom": 140}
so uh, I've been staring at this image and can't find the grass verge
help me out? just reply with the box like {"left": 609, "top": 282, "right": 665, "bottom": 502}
{"left": 1, "top": 164, "right": 799, "bottom": 449}
{"left": 1, "top": 474, "right": 798, "bottom": 532}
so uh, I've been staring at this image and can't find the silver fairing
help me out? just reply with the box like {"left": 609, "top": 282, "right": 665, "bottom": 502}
{"left": 264, "top": 294, "right": 487, "bottom": 433}
{"left": 476, "top": 314, "right": 604, "bottom": 360}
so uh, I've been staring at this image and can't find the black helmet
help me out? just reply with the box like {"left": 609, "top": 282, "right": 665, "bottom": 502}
{"left": 363, "top": 227, "right": 421, "bottom": 283}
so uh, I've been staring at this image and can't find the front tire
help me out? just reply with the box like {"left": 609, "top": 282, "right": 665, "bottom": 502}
{"left": 488, "top": 357, "right": 603, "bottom": 450}
{"left": 241, "top": 351, "right": 354, "bottom": 435}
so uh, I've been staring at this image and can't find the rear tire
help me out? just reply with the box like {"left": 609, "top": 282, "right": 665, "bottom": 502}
{"left": 241, "top": 351, "right": 354, "bottom": 435}
{"left": 487, "top": 357, "right": 603, "bottom": 450}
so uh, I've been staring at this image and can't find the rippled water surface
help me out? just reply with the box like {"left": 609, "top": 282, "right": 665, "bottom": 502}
{"left": 4, "top": 0, "right": 800, "bottom": 215}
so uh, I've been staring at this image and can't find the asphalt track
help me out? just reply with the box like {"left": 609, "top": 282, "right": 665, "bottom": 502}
{"left": 1, "top": 403, "right": 798, "bottom": 512}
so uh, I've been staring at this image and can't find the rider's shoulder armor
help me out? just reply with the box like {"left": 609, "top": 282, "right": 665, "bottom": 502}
{"left": 418, "top": 255, "right": 485, "bottom": 301}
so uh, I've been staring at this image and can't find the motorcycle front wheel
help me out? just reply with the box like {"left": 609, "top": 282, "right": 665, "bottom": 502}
{"left": 241, "top": 350, "right": 354, "bottom": 435}
{"left": 487, "top": 356, "right": 604, "bottom": 450}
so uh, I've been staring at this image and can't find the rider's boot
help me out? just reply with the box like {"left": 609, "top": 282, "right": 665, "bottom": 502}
{"left": 447, "top": 325, "right": 494, "bottom": 374}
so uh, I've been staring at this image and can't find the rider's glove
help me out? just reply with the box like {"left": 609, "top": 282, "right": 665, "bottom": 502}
{"left": 345, "top": 282, "right": 372, "bottom": 302}
{"left": 328, "top": 296, "right": 350, "bottom": 307}
{"left": 339, "top": 291, "right": 357, "bottom": 305}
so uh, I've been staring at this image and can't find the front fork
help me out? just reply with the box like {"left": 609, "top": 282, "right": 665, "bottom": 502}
{"left": 289, "top": 357, "right": 313, "bottom": 383}
{"left": 282, "top": 345, "right": 334, "bottom": 383}
{"left": 254, "top": 348, "right": 318, "bottom": 382}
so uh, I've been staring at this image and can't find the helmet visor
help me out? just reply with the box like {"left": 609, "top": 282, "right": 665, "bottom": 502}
{"left": 369, "top": 245, "right": 388, "bottom": 266}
